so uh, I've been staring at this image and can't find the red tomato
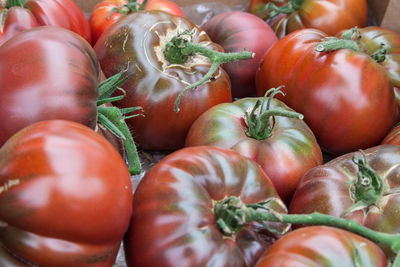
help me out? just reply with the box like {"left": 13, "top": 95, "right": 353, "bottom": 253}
{"left": 256, "top": 28, "right": 399, "bottom": 155}
{"left": 255, "top": 226, "right": 387, "bottom": 267}
{"left": 0, "top": 120, "right": 133, "bottom": 266}
{"left": 185, "top": 96, "right": 322, "bottom": 204}
{"left": 289, "top": 144, "right": 400, "bottom": 256}
{"left": 124, "top": 146, "right": 288, "bottom": 267}
{"left": 248, "top": 0, "right": 367, "bottom": 39}
{"left": 0, "top": 0, "right": 91, "bottom": 46}
{"left": 201, "top": 11, "right": 278, "bottom": 98}
{"left": 89, "top": 0, "right": 184, "bottom": 44}
{"left": 95, "top": 11, "right": 232, "bottom": 151}
{"left": 381, "top": 124, "right": 400, "bottom": 145}
{"left": 0, "top": 26, "right": 100, "bottom": 147}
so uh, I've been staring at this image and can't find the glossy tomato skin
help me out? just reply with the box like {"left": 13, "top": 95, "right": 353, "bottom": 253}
{"left": 248, "top": 0, "right": 367, "bottom": 39}
{"left": 89, "top": 0, "right": 184, "bottom": 44}
{"left": 201, "top": 11, "right": 277, "bottom": 98}
{"left": 124, "top": 146, "right": 288, "bottom": 267}
{"left": 95, "top": 11, "right": 232, "bottom": 151}
{"left": 290, "top": 145, "right": 400, "bottom": 244}
{"left": 0, "top": 26, "right": 100, "bottom": 147}
{"left": 256, "top": 29, "right": 399, "bottom": 155}
{"left": 381, "top": 124, "right": 400, "bottom": 145}
{"left": 254, "top": 226, "right": 387, "bottom": 267}
{"left": 0, "top": 120, "right": 133, "bottom": 266}
{"left": 0, "top": 0, "right": 91, "bottom": 45}
{"left": 185, "top": 97, "right": 322, "bottom": 204}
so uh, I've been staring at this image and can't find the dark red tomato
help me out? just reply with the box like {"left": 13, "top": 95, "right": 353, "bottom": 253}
{"left": 381, "top": 124, "right": 400, "bottom": 145}
{"left": 248, "top": 0, "right": 367, "bottom": 39}
{"left": 124, "top": 146, "right": 288, "bottom": 267}
{"left": 201, "top": 11, "right": 277, "bottom": 98}
{"left": 95, "top": 11, "right": 232, "bottom": 151}
{"left": 0, "top": 26, "right": 100, "bottom": 147}
{"left": 255, "top": 226, "right": 387, "bottom": 267}
{"left": 356, "top": 26, "right": 400, "bottom": 109}
{"left": 256, "top": 28, "right": 399, "bottom": 155}
{"left": 0, "top": 0, "right": 91, "bottom": 46}
{"left": 185, "top": 97, "right": 322, "bottom": 204}
{"left": 289, "top": 145, "right": 400, "bottom": 255}
{"left": 89, "top": 0, "right": 184, "bottom": 44}
{"left": 0, "top": 120, "right": 133, "bottom": 266}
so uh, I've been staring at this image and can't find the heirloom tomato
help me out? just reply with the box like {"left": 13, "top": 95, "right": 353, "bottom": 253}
{"left": 201, "top": 11, "right": 277, "bottom": 98}
{"left": 254, "top": 226, "right": 387, "bottom": 267}
{"left": 185, "top": 91, "right": 322, "bottom": 204}
{"left": 0, "top": 120, "right": 133, "bottom": 266}
{"left": 256, "top": 28, "right": 399, "bottom": 155}
{"left": 89, "top": 0, "right": 184, "bottom": 44}
{"left": 124, "top": 146, "right": 288, "bottom": 267}
{"left": 95, "top": 11, "right": 232, "bottom": 151}
{"left": 248, "top": 0, "right": 367, "bottom": 39}
{"left": 382, "top": 124, "right": 400, "bottom": 145}
{"left": 0, "top": 0, "right": 91, "bottom": 46}
{"left": 289, "top": 145, "right": 400, "bottom": 255}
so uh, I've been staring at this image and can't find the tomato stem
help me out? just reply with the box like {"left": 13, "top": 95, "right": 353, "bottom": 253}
{"left": 370, "top": 43, "right": 388, "bottom": 63}
{"left": 245, "top": 87, "right": 303, "bottom": 140}
{"left": 263, "top": 0, "right": 303, "bottom": 19}
{"left": 215, "top": 196, "right": 400, "bottom": 254}
{"left": 106, "top": 0, "right": 148, "bottom": 20}
{"left": 164, "top": 30, "right": 254, "bottom": 113}
{"left": 316, "top": 28, "right": 360, "bottom": 53}
{"left": 5, "top": 0, "right": 26, "bottom": 8}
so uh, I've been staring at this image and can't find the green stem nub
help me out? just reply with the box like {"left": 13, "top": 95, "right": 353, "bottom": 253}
{"left": 5, "top": 0, "right": 26, "bottom": 8}
{"left": 263, "top": 0, "right": 303, "bottom": 19}
{"left": 106, "top": 0, "right": 148, "bottom": 20}
{"left": 370, "top": 43, "right": 388, "bottom": 63}
{"left": 315, "top": 28, "right": 361, "bottom": 53}
{"left": 164, "top": 30, "right": 255, "bottom": 113}
{"left": 245, "top": 86, "right": 303, "bottom": 140}
{"left": 96, "top": 71, "right": 143, "bottom": 175}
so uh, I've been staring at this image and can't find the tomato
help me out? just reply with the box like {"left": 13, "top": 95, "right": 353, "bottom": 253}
{"left": 247, "top": 0, "right": 367, "bottom": 39}
{"left": 89, "top": 0, "right": 184, "bottom": 44}
{"left": 0, "top": 120, "right": 133, "bottom": 266}
{"left": 255, "top": 226, "right": 387, "bottom": 267}
{"left": 124, "top": 146, "right": 288, "bottom": 266}
{"left": 95, "top": 11, "right": 232, "bottom": 151}
{"left": 382, "top": 124, "right": 400, "bottom": 145}
{"left": 201, "top": 11, "right": 277, "bottom": 98}
{"left": 185, "top": 94, "right": 322, "bottom": 204}
{"left": 289, "top": 144, "right": 400, "bottom": 256}
{"left": 0, "top": 26, "right": 100, "bottom": 147}
{"left": 0, "top": 0, "right": 91, "bottom": 46}
{"left": 256, "top": 28, "right": 399, "bottom": 155}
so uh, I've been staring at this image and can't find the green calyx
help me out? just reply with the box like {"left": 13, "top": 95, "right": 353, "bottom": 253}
{"left": 5, "top": 0, "right": 26, "bottom": 8}
{"left": 315, "top": 28, "right": 361, "bottom": 53}
{"left": 106, "top": 0, "right": 148, "bottom": 20}
{"left": 96, "top": 71, "right": 143, "bottom": 175}
{"left": 163, "top": 30, "right": 255, "bottom": 113}
{"left": 214, "top": 196, "right": 400, "bottom": 255}
{"left": 244, "top": 86, "right": 303, "bottom": 140}
{"left": 370, "top": 43, "right": 389, "bottom": 63}
{"left": 343, "top": 152, "right": 384, "bottom": 215}
{"left": 263, "top": 0, "right": 303, "bottom": 19}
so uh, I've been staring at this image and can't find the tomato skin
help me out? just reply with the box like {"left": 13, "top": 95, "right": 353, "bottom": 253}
{"left": 0, "top": 120, "right": 133, "bottom": 266}
{"left": 124, "top": 146, "right": 288, "bottom": 267}
{"left": 89, "top": 0, "right": 184, "bottom": 44}
{"left": 0, "top": 26, "right": 100, "bottom": 147}
{"left": 185, "top": 97, "right": 322, "bottom": 204}
{"left": 290, "top": 145, "right": 400, "bottom": 252}
{"left": 248, "top": 0, "right": 367, "bottom": 39}
{"left": 255, "top": 226, "right": 387, "bottom": 267}
{"left": 381, "top": 124, "right": 400, "bottom": 145}
{"left": 256, "top": 29, "right": 399, "bottom": 155}
{"left": 95, "top": 11, "right": 232, "bottom": 151}
{"left": 201, "top": 11, "right": 277, "bottom": 98}
{"left": 0, "top": 0, "right": 91, "bottom": 45}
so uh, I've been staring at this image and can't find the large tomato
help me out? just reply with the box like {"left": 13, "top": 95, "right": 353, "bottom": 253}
{"left": 201, "top": 11, "right": 277, "bottom": 98}
{"left": 247, "top": 0, "right": 367, "bottom": 39}
{"left": 289, "top": 144, "right": 400, "bottom": 256}
{"left": 254, "top": 226, "right": 387, "bottom": 267}
{"left": 89, "top": 0, "right": 184, "bottom": 44}
{"left": 95, "top": 11, "right": 232, "bottom": 151}
{"left": 0, "top": 26, "right": 100, "bottom": 147}
{"left": 185, "top": 95, "right": 322, "bottom": 204}
{"left": 256, "top": 28, "right": 399, "bottom": 155}
{"left": 0, "top": 0, "right": 91, "bottom": 46}
{"left": 124, "top": 146, "right": 288, "bottom": 267}
{"left": 0, "top": 120, "right": 133, "bottom": 266}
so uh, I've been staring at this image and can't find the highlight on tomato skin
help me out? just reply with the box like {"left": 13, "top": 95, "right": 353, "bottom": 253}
{"left": 0, "top": 120, "right": 133, "bottom": 266}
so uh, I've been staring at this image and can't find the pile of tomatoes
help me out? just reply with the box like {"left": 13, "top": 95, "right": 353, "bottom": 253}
{"left": 1, "top": 0, "right": 400, "bottom": 266}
